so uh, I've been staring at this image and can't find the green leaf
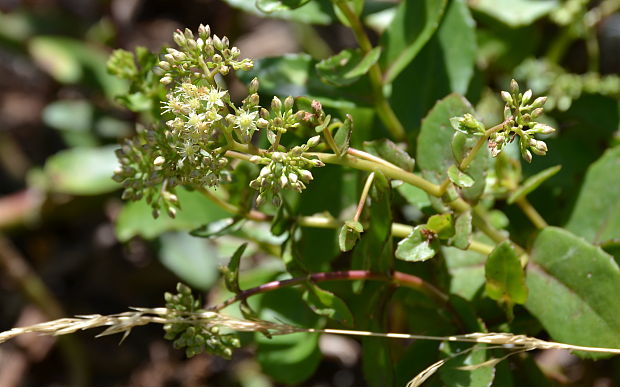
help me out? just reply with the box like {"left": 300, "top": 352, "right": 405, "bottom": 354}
{"left": 43, "top": 145, "right": 119, "bottom": 195}
{"left": 316, "top": 47, "right": 381, "bottom": 86}
{"left": 222, "top": 243, "right": 248, "bottom": 293}
{"left": 338, "top": 220, "right": 363, "bottom": 252}
{"left": 29, "top": 36, "right": 125, "bottom": 98}
{"left": 334, "top": 114, "right": 353, "bottom": 157}
{"left": 443, "top": 245, "right": 486, "bottom": 300}
{"left": 302, "top": 283, "right": 354, "bottom": 325}
{"left": 439, "top": 343, "right": 495, "bottom": 387}
{"left": 256, "top": 0, "right": 311, "bottom": 12}
{"left": 222, "top": 0, "right": 335, "bottom": 24}
{"left": 485, "top": 241, "right": 528, "bottom": 317}
{"left": 159, "top": 232, "right": 220, "bottom": 291}
{"left": 190, "top": 217, "right": 245, "bottom": 238}
{"left": 427, "top": 213, "right": 455, "bottom": 239}
{"left": 437, "top": 0, "right": 477, "bottom": 94}
{"left": 507, "top": 165, "right": 561, "bottom": 204}
{"left": 565, "top": 147, "right": 620, "bottom": 244}
{"left": 115, "top": 187, "right": 230, "bottom": 242}
{"left": 452, "top": 211, "right": 472, "bottom": 250}
{"left": 381, "top": 0, "right": 448, "bottom": 83}
{"left": 256, "top": 288, "right": 321, "bottom": 384}
{"left": 447, "top": 165, "right": 475, "bottom": 188}
{"left": 525, "top": 227, "right": 620, "bottom": 356}
{"left": 471, "top": 0, "right": 558, "bottom": 27}
{"left": 397, "top": 183, "right": 431, "bottom": 209}
{"left": 418, "top": 94, "right": 486, "bottom": 203}
{"left": 364, "top": 138, "right": 415, "bottom": 172}
{"left": 396, "top": 226, "right": 437, "bottom": 262}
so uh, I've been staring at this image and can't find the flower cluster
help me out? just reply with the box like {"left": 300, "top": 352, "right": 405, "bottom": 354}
{"left": 112, "top": 26, "right": 326, "bottom": 218}
{"left": 163, "top": 283, "right": 240, "bottom": 359}
{"left": 159, "top": 25, "right": 253, "bottom": 84}
{"left": 249, "top": 136, "right": 324, "bottom": 206}
{"left": 493, "top": 79, "right": 555, "bottom": 162}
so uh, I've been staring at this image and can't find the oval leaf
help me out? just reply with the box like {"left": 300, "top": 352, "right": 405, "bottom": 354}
{"left": 485, "top": 241, "right": 528, "bottom": 318}
{"left": 525, "top": 227, "right": 620, "bottom": 356}
{"left": 396, "top": 226, "right": 437, "bottom": 262}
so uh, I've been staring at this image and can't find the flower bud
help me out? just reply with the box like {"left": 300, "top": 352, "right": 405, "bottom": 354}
{"left": 531, "top": 107, "right": 544, "bottom": 118}
{"left": 257, "top": 118, "right": 269, "bottom": 128}
{"left": 288, "top": 173, "right": 298, "bottom": 183}
{"left": 212, "top": 54, "right": 222, "bottom": 63}
{"left": 255, "top": 193, "right": 266, "bottom": 206}
{"left": 299, "top": 169, "right": 313, "bottom": 182}
{"left": 272, "top": 195, "right": 282, "bottom": 207}
{"left": 271, "top": 96, "right": 282, "bottom": 112}
{"left": 167, "top": 207, "right": 177, "bottom": 218}
{"left": 230, "top": 46, "right": 241, "bottom": 58}
{"left": 500, "top": 91, "right": 513, "bottom": 105}
{"left": 307, "top": 135, "right": 321, "bottom": 148}
{"left": 221, "top": 36, "right": 229, "bottom": 49}
{"left": 183, "top": 28, "right": 194, "bottom": 41}
{"left": 271, "top": 152, "right": 284, "bottom": 162}
{"left": 154, "top": 156, "right": 166, "bottom": 166}
{"left": 284, "top": 96, "right": 294, "bottom": 110}
{"left": 532, "top": 123, "right": 555, "bottom": 135}
{"left": 510, "top": 79, "right": 519, "bottom": 94}
{"left": 219, "top": 65, "right": 229, "bottom": 75}
{"left": 249, "top": 155, "right": 263, "bottom": 164}
{"left": 280, "top": 174, "right": 289, "bottom": 188}
{"left": 521, "top": 89, "right": 533, "bottom": 104}
{"left": 173, "top": 30, "right": 186, "bottom": 47}
{"left": 531, "top": 96, "right": 548, "bottom": 108}
{"left": 158, "top": 61, "right": 171, "bottom": 71}
{"left": 249, "top": 77, "right": 259, "bottom": 94}
{"left": 160, "top": 76, "right": 172, "bottom": 85}
{"left": 212, "top": 35, "right": 223, "bottom": 51}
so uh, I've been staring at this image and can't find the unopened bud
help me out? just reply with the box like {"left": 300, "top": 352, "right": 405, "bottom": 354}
{"left": 198, "top": 24, "right": 210, "bottom": 39}
{"left": 249, "top": 155, "right": 262, "bottom": 164}
{"left": 158, "top": 61, "right": 171, "bottom": 71}
{"left": 299, "top": 169, "right": 313, "bottom": 182}
{"left": 154, "top": 156, "right": 166, "bottom": 166}
{"left": 500, "top": 91, "right": 513, "bottom": 105}
{"left": 510, "top": 79, "right": 519, "bottom": 93}
{"left": 531, "top": 107, "right": 544, "bottom": 118}
{"left": 531, "top": 96, "right": 548, "bottom": 108}
{"left": 212, "top": 54, "right": 222, "bottom": 63}
{"left": 257, "top": 118, "right": 269, "bottom": 128}
{"left": 160, "top": 76, "right": 172, "bottom": 85}
{"left": 219, "top": 65, "right": 229, "bottom": 75}
{"left": 212, "top": 35, "right": 223, "bottom": 51}
{"left": 173, "top": 30, "right": 186, "bottom": 47}
{"left": 307, "top": 135, "right": 321, "bottom": 148}
{"left": 533, "top": 123, "right": 555, "bottom": 135}
{"left": 280, "top": 175, "right": 288, "bottom": 188}
{"left": 221, "top": 36, "right": 229, "bottom": 49}
{"left": 271, "top": 97, "right": 282, "bottom": 112}
{"left": 522, "top": 89, "right": 532, "bottom": 104}
{"left": 284, "top": 96, "right": 294, "bottom": 110}
{"left": 230, "top": 46, "right": 240, "bottom": 58}
{"left": 288, "top": 173, "right": 298, "bottom": 183}
{"left": 183, "top": 28, "right": 194, "bottom": 41}
{"left": 249, "top": 77, "right": 259, "bottom": 94}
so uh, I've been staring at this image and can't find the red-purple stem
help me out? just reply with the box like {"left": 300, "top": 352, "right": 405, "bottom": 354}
{"left": 209, "top": 270, "right": 448, "bottom": 311}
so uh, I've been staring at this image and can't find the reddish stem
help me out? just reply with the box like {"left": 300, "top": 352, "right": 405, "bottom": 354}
{"left": 209, "top": 270, "right": 448, "bottom": 311}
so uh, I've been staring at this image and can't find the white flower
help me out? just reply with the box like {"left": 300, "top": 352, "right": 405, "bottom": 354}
{"left": 234, "top": 110, "right": 258, "bottom": 141}
{"left": 202, "top": 87, "right": 226, "bottom": 109}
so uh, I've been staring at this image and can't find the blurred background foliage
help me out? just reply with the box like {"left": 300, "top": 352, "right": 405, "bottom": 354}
{"left": 0, "top": 0, "right": 620, "bottom": 386}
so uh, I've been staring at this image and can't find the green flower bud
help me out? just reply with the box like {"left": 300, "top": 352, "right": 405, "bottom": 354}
{"left": 531, "top": 96, "right": 548, "bottom": 108}
{"left": 500, "top": 91, "right": 513, "bottom": 105}
{"left": 284, "top": 96, "right": 294, "bottom": 110}
{"left": 249, "top": 77, "right": 259, "bottom": 94}
{"left": 510, "top": 79, "right": 519, "bottom": 94}
{"left": 198, "top": 24, "right": 210, "bottom": 39}
{"left": 212, "top": 35, "right": 223, "bottom": 51}
{"left": 271, "top": 96, "right": 282, "bottom": 112}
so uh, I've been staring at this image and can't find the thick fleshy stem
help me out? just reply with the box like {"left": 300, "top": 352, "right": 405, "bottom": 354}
{"left": 208, "top": 270, "right": 448, "bottom": 312}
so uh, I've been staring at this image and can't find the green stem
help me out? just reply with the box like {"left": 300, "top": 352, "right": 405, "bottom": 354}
{"left": 333, "top": 0, "right": 406, "bottom": 141}
{"left": 515, "top": 197, "right": 548, "bottom": 229}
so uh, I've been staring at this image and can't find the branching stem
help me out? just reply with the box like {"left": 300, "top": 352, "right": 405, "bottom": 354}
{"left": 515, "top": 197, "right": 548, "bottom": 229}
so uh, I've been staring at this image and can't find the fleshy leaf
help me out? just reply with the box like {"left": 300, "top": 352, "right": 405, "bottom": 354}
{"left": 396, "top": 226, "right": 437, "bottom": 262}
{"left": 471, "top": 0, "right": 558, "bottom": 27}
{"left": 507, "top": 165, "right": 561, "bottom": 204}
{"left": 426, "top": 213, "right": 455, "bottom": 240}
{"left": 485, "top": 241, "right": 528, "bottom": 319}
{"left": 381, "top": 0, "right": 448, "bottom": 83}
{"left": 364, "top": 138, "right": 415, "bottom": 172}
{"left": 316, "top": 47, "right": 381, "bottom": 86}
{"left": 565, "top": 147, "right": 620, "bottom": 244}
{"left": 525, "top": 227, "right": 620, "bottom": 357}
{"left": 302, "top": 283, "right": 354, "bottom": 326}
{"left": 447, "top": 165, "right": 475, "bottom": 188}
{"left": 452, "top": 211, "right": 472, "bottom": 249}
